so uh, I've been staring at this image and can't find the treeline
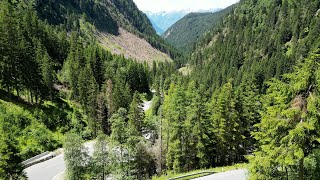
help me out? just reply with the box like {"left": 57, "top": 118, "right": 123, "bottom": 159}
{"left": 0, "top": 0, "right": 68, "bottom": 103}
{"left": 190, "top": 0, "right": 320, "bottom": 92}
{"left": 64, "top": 93, "right": 157, "bottom": 179}
{"left": 0, "top": 0, "right": 157, "bottom": 179}
{"left": 59, "top": 32, "right": 151, "bottom": 137}
{"left": 149, "top": 77, "right": 260, "bottom": 173}
{"left": 160, "top": 0, "right": 320, "bottom": 179}
{"left": 154, "top": 46, "right": 320, "bottom": 180}
{"left": 35, "top": 0, "right": 179, "bottom": 59}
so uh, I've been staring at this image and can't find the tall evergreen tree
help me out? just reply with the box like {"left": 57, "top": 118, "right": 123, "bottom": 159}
{"left": 208, "top": 79, "right": 239, "bottom": 166}
{"left": 249, "top": 49, "right": 320, "bottom": 180}
{"left": 185, "top": 81, "right": 207, "bottom": 169}
{"left": 128, "top": 92, "right": 145, "bottom": 134}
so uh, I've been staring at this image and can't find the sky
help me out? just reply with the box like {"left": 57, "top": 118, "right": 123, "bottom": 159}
{"left": 133, "top": 0, "right": 239, "bottom": 13}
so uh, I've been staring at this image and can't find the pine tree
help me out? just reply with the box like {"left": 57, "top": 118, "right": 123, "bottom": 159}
{"left": 105, "top": 79, "right": 115, "bottom": 119}
{"left": 0, "top": 0, "right": 21, "bottom": 94}
{"left": 208, "top": 79, "right": 239, "bottom": 166}
{"left": 109, "top": 108, "right": 129, "bottom": 178}
{"left": 96, "top": 92, "right": 108, "bottom": 134}
{"left": 249, "top": 49, "right": 320, "bottom": 180}
{"left": 36, "top": 41, "right": 55, "bottom": 100}
{"left": 185, "top": 81, "right": 207, "bottom": 169}
{"left": 128, "top": 92, "right": 145, "bottom": 134}
{"left": 163, "top": 83, "right": 187, "bottom": 172}
{"left": 235, "top": 81, "right": 261, "bottom": 160}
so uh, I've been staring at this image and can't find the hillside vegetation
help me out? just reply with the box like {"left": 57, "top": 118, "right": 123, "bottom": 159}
{"left": 163, "top": 6, "right": 233, "bottom": 52}
{"left": 35, "top": 0, "right": 178, "bottom": 61}
{"left": 0, "top": 0, "right": 175, "bottom": 178}
{"left": 2, "top": 0, "right": 320, "bottom": 180}
{"left": 156, "top": 0, "right": 320, "bottom": 179}
{"left": 190, "top": 0, "right": 320, "bottom": 91}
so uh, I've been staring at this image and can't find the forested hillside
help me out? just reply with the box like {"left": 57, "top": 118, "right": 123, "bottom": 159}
{"left": 34, "top": 0, "right": 178, "bottom": 61}
{"left": 163, "top": 6, "right": 233, "bottom": 53}
{"left": 154, "top": 0, "right": 320, "bottom": 179}
{"left": 2, "top": 0, "right": 320, "bottom": 179}
{"left": 190, "top": 0, "right": 320, "bottom": 91}
{"left": 0, "top": 0, "right": 174, "bottom": 179}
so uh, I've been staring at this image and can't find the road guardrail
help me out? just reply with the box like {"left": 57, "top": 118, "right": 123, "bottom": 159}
{"left": 168, "top": 171, "right": 215, "bottom": 180}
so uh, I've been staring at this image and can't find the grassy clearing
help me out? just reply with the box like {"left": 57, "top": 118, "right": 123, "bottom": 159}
{"left": 152, "top": 163, "right": 248, "bottom": 180}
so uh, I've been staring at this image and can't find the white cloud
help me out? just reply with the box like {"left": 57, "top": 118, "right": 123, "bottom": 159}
{"left": 133, "top": 0, "right": 239, "bottom": 12}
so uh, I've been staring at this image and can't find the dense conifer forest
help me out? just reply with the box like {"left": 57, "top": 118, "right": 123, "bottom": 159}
{"left": 2, "top": 0, "right": 320, "bottom": 180}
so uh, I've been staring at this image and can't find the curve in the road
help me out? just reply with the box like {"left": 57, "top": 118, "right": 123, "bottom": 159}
{"left": 25, "top": 141, "right": 95, "bottom": 180}
{"left": 25, "top": 154, "right": 65, "bottom": 180}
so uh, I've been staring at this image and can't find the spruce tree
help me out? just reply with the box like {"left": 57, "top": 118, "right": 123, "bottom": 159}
{"left": 128, "top": 92, "right": 145, "bottom": 134}
{"left": 185, "top": 81, "right": 207, "bottom": 169}
{"left": 249, "top": 49, "right": 320, "bottom": 180}
{"left": 208, "top": 79, "right": 239, "bottom": 166}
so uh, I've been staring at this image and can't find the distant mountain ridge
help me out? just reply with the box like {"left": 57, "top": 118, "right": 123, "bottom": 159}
{"left": 162, "top": 6, "right": 233, "bottom": 53}
{"left": 145, "top": 9, "right": 219, "bottom": 35}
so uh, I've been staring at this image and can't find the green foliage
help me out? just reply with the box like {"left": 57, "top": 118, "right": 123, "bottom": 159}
{"left": 34, "top": 0, "right": 178, "bottom": 58}
{"left": 91, "top": 134, "right": 110, "bottom": 179}
{"left": 0, "top": 100, "right": 61, "bottom": 160}
{"left": 189, "top": 0, "right": 320, "bottom": 92}
{"left": 108, "top": 107, "right": 156, "bottom": 179}
{"left": 64, "top": 133, "right": 89, "bottom": 180}
{"left": 128, "top": 92, "right": 145, "bottom": 134}
{"left": 249, "top": 49, "right": 320, "bottom": 180}
{"left": 0, "top": 115, "right": 24, "bottom": 179}
{"left": 163, "top": 6, "right": 234, "bottom": 53}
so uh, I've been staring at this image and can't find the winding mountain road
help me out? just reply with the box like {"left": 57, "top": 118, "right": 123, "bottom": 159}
{"left": 25, "top": 100, "right": 152, "bottom": 180}
{"left": 25, "top": 141, "right": 94, "bottom": 180}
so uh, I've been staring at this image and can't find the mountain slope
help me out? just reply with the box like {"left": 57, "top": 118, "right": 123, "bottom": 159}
{"left": 189, "top": 0, "right": 320, "bottom": 91}
{"left": 35, "top": 0, "right": 176, "bottom": 62}
{"left": 163, "top": 6, "right": 234, "bottom": 52}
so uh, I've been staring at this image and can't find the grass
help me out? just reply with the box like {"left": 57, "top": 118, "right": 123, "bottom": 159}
{"left": 152, "top": 163, "right": 248, "bottom": 180}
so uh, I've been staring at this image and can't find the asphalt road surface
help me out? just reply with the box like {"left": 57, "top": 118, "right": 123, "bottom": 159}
{"left": 193, "top": 169, "right": 248, "bottom": 180}
{"left": 25, "top": 154, "right": 65, "bottom": 180}
{"left": 25, "top": 141, "right": 94, "bottom": 180}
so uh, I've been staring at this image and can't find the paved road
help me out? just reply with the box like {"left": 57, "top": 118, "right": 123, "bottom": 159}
{"left": 25, "top": 154, "right": 65, "bottom": 180}
{"left": 193, "top": 169, "right": 248, "bottom": 180}
{"left": 25, "top": 141, "right": 94, "bottom": 180}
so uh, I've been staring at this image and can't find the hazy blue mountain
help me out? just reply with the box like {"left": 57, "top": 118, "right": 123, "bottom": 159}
{"left": 145, "top": 10, "right": 190, "bottom": 35}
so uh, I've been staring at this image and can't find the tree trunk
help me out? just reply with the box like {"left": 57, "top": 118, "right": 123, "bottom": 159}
{"left": 30, "top": 90, "right": 33, "bottom": 104}
{"left": 299, "top": 158, "right": 304, "bottom": 180}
